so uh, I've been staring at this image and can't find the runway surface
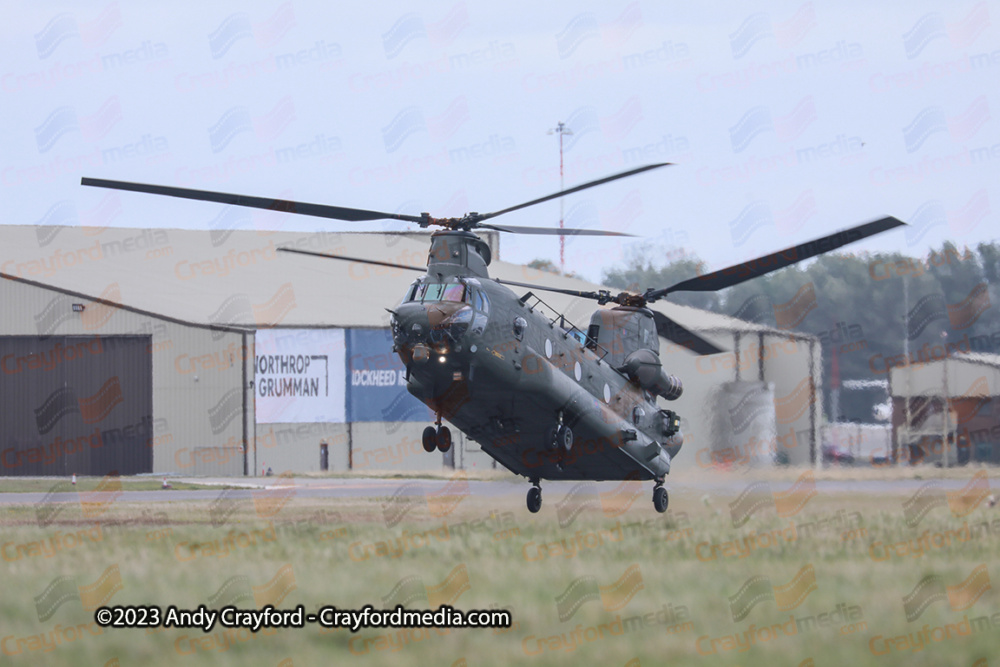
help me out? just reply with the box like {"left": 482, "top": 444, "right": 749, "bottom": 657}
{"left": 0, "top": 474, "right": 985, "bottom": 505}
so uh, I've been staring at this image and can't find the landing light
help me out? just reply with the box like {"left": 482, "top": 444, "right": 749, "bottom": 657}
{"left": 438, "top": 355, "right": 446, "bottom": 363}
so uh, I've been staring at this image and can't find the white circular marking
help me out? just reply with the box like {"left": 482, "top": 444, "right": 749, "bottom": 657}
{"left": 604, "top": 383, "right": 611, "bottom": 402}
{"left": 574, "top": 362, "right": 582, "bottom": 382}
{"left": 545, "top": 339, "right": 553, "bottom": 358}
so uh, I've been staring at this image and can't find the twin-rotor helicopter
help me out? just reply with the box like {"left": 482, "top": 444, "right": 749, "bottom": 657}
{"left": 82, "top": 164, "right": 903, "bottom": 513}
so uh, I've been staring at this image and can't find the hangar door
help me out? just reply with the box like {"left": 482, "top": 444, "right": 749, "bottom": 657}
{"left": 0, "top": 336, "right": 153, "bottom": 476}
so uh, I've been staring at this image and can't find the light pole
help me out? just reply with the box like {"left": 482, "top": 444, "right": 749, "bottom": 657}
{"left": 548, "top": 121, "right": 573, "bottom": 274}
{"left": 902, "top": 275, "right": 911, "bottom": 464}
{"left": 941, "top": 330, "right": 950, "bottom": 467}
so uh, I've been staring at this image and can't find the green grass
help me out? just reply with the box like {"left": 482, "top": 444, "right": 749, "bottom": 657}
{"left": 1, "top": 476, "right": 998, "bottom": 666}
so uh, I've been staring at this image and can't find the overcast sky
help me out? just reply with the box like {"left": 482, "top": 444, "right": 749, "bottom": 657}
{"left": 2, "top": 0, "right": 997, "bottom": 285}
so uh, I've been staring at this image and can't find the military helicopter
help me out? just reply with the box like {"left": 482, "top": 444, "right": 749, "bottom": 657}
{"left": 82, "top": 166, "right": 904, "bottom": 513}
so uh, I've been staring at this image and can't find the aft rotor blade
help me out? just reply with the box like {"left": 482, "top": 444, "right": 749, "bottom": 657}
{"left": 651, "top": 311, "right": 724, "bottom": 356}
{"left": 480, "top": 223, "right": 633, "bottom": 237}
{"left": 277, "top": 247, "right": 426, "bottom": 272}
{"left": 81, "top": 178, "right": 425, "bottom": 223}
{"left": 478, "top": 163, "right": 671, "bottom": 221}
{"left": 650, "top": 216, "right": 906, "bottom": 297}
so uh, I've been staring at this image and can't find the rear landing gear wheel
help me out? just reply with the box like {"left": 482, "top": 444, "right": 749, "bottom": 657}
{"left": 653, "top": 485, "right": 668, "bottom": 513}
{"left": 556, "top": 425, "right": 573, "bottom": 452}
{"left": 422, "top": 426, "right": 437, "bottom": 453}
{"left": 436, "top": 426, "right": 452, "bottom": 452}
{"left": 545, "top": 427, "right": 558, "bottom": 451}
{"left": 527, "top": 486, "right": 542, "bottom": 513}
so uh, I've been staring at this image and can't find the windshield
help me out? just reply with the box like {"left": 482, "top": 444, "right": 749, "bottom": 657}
{"left": 406, "top": 282, "right": 468, "bottom": 303}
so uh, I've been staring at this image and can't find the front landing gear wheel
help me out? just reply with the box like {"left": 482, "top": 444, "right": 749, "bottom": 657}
{"left": 653, "top": 486, "right": 668, "bottom": 513}
{"left": 422, "top": 426, "right": 437, "bottom": 452}
{"left": 436, "top": 426, "right": 452, "bottom": 452}
{"left": 526, "top": 486, "right": 542, "bottom": 513}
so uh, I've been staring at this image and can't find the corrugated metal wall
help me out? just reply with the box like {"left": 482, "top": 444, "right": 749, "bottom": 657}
{"left": 0, "top": 336, "right": 152, "bottom": 476}
{"left": 1, "top": 277, "right": 247, "bottom": 476}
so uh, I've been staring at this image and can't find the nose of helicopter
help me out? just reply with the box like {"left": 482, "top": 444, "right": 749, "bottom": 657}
{"left": 391, "top": 301, "right": 473, "bottom": 364}
{"left": 391, "top": 302, "right": 431, "bottom": 344}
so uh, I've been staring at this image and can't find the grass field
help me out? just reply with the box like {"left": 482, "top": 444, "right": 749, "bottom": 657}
{"left": 1, "top": 468, "right": 998, "bottom": 666}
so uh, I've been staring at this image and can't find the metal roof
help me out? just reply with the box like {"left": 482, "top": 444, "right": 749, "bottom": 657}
{"left": 890, "top": 352, "right": 1000, "bottom": 397}
{"left": 1, "top": 224, "right": 794, "bottom": 336}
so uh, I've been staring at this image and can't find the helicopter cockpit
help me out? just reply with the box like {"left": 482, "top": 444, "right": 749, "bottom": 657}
{"left": 404, "top": 282, "right": 468, "bottom": 304}
{"left": 398, "top": 278, "right": 491, "bottom": 343}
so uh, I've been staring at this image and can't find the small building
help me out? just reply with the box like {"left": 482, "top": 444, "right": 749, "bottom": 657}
{"left": 889, "top": 352, "right": 1000, "bottom": 464}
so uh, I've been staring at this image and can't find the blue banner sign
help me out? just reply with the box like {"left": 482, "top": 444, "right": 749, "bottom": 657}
{"left": 346, "top": 329, "right": 433, "bottom": 423}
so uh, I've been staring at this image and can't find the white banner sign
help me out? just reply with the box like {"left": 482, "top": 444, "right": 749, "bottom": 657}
{"left": 254, "top": 329, "right": 345, "bottom": 423}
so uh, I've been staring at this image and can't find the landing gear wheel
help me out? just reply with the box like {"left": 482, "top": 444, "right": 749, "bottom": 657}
{"left": 526, "top": 486, "right": 542, "bottom": 513}
{"left": 436, "top": 426, "right": 452, "bottom": 452}
{"left": 653, "top": 486, "right": 669, "bottom": 513}
{"left": 556, "top": 425, "right": 573, "bottom": 452}
{"left": 545, "top": 427, "right": 558, "bottom": 451}
{"left": 422, "top": 426, "right": 437, "bottom": 453}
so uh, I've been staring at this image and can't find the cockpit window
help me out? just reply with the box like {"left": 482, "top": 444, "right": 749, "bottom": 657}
{"left": 423, "top": 284, "right": 445, "bottom": 301}
{"left": 475, "top": 290, "right": 490, "bottom": 313}
{"left": 405, "top": 282, "right": 468, "bottom": 303}
{"left": 442, "top": 284, "right": 465, "bottom": 302}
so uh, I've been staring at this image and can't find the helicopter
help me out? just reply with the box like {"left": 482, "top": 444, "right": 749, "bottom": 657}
{"left": 81, "top": 165, "right": 904, "bottom": 513}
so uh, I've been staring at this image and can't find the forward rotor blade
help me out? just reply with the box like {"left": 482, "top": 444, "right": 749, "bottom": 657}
{"left": 492, "top": 277, "right": 603, "bottom": 300}
{"left": 651, "top": 310, "right": 724, "bottom": 356}
{"left": 480, "top": 223, "right": 633, "bottom": 237}
{"left": 650, "top": 216, "right": 906, "bottom": 298}
{"left": 81, "top": 178, "right": 425, "bottom": 223}
{"left": 277, "top": 247, "right": 426, "bottom": 272}
{"left": 478, "top": 163, "right": 671, "bottom": 221}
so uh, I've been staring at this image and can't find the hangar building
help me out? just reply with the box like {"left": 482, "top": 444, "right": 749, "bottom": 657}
{"left": 1, "top": 223, "right": 822, "bottom": 477}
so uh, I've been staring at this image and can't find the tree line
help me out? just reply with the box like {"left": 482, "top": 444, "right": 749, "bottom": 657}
{"left": 600, "top": 241, "right": 1000, "bottom": 422}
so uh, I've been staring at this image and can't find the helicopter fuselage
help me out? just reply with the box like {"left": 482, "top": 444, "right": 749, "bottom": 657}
{"left": 390, "top": 231, "right": 680, "bottom": 482}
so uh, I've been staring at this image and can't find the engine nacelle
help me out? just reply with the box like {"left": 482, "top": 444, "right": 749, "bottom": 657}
{"left": 620, "top": 349, "right": 683, "bottom": 401}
